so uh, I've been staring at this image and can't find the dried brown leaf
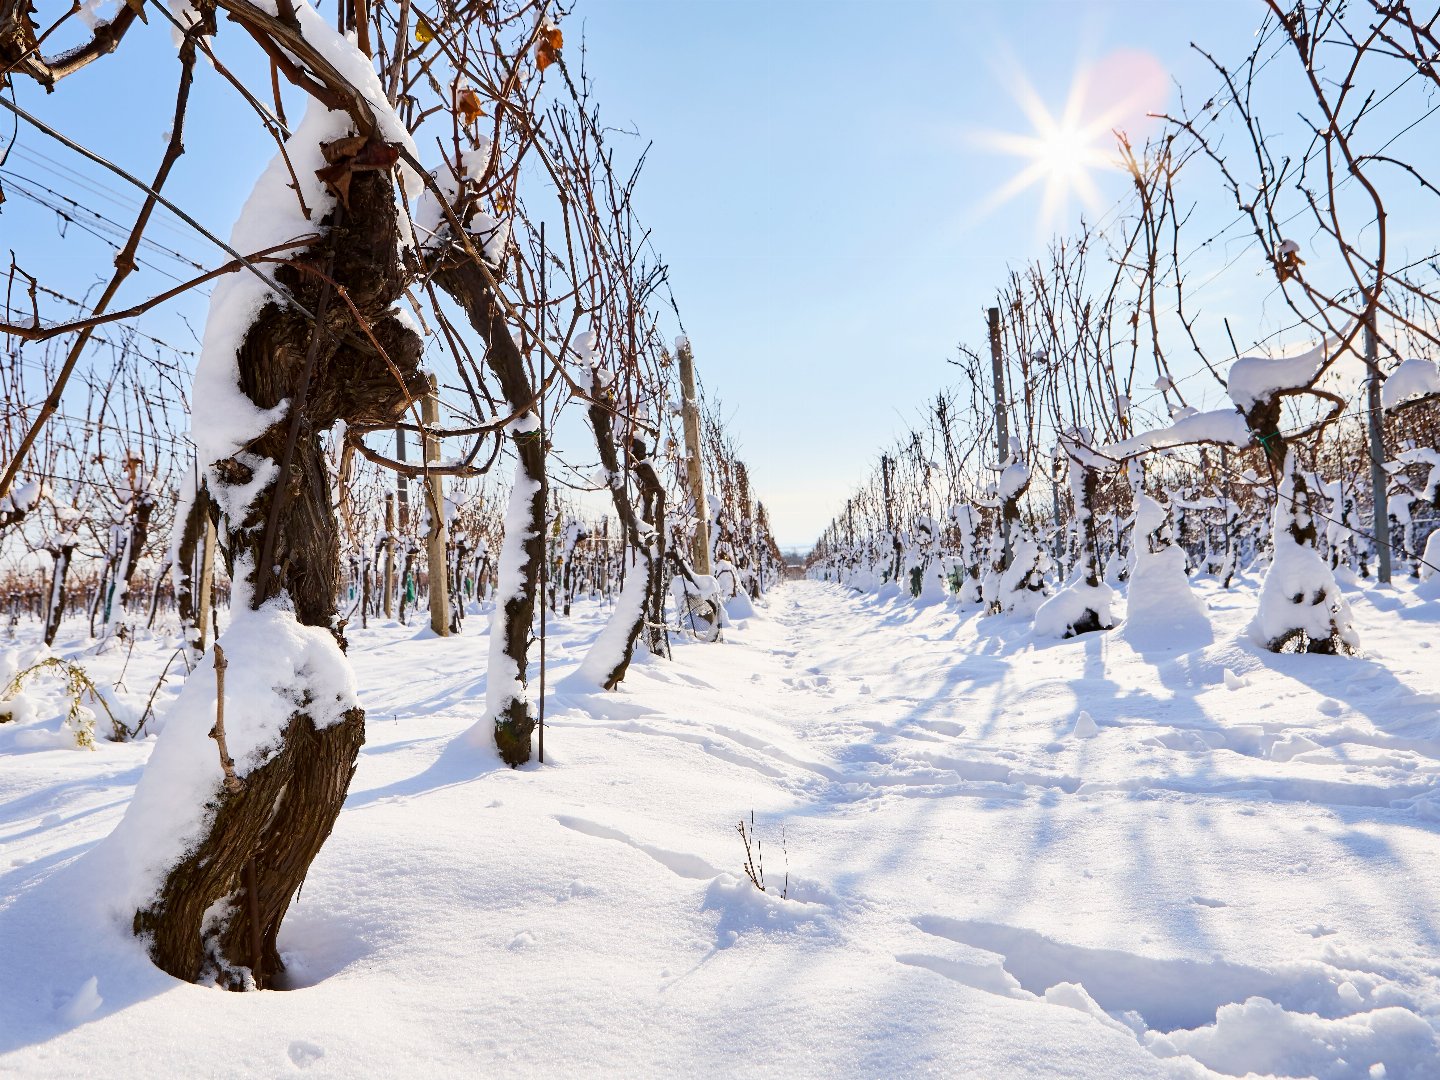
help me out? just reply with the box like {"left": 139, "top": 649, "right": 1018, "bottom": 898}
{"left": 457, "top": 88, "right": 485, "bottom": 126}
{"left": 536, "top": 24, "right": 562, "bottom": 71}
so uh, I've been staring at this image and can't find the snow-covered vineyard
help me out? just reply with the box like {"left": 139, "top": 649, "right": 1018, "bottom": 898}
{"left": 6, "top": 576, "right": 1440, "bottom": 1077}
{"left": 5, "top": 0, "right": 1440, "bottom": 1077}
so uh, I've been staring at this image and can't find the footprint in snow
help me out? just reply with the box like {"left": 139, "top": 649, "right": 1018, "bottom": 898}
{"left": 58, "top": 976, "right": 101, "bottom": 1024}
{"left": 288, "top": 1041, "right": 325, "bottom": 1069}
{"left": 558, "top": 879, "right": 598, "bottom": 902}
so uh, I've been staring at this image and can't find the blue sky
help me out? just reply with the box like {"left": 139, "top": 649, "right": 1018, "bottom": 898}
{"left": 6, "top": 0, "right": 1435, "bottom": 549}
{"left": 566, "top": 0, "right": 1271, "bottom": 545}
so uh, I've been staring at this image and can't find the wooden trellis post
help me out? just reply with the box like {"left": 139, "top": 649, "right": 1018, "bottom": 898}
{"left": 197, "top": 514, "right": 216, "bottom": 652}
{"left": 422, "top": 375, "right": 450, "bottom": 636}
{"left": 383, "top": 493, "right": 396, "bottom": 619}
{"left": 677, "top": 337, "right": 712, "bottom": 575}
{"left": 1365, "top": 314, "right": 1391, "bottom": 584}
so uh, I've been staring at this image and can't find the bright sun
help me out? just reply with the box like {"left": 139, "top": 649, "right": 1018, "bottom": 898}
{"left": 975, "top": 68, "right": 1129, "bottom": 235}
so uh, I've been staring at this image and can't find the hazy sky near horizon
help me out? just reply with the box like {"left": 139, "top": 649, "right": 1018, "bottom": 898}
{"left": 7, "top": 0, "right": 1436, "bottom": 551}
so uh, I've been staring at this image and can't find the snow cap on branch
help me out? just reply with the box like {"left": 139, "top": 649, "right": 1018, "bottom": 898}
{"left": 1382, "top": 358, "right": 1440, "bottom": 411}
{"left": 1227, "top": 341, "right": 1327, "bottom": 411}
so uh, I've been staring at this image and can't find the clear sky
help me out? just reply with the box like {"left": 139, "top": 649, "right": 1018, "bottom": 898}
{"left": 558, "top": 0, "right": 1276, "bottom": 547}
{"left": 6, "top": 0, "right": 1435, "bottom": 551}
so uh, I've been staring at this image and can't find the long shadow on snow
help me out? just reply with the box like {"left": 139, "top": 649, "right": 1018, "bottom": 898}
{"left": 1049, "top": 620, "right": 1440, "bottom": 953}
{"left": 0, "top": 763, "right": 145, "bottom": 827}
{"left": 352, "top": 672, "right": 487, "bottom": 726}
{"left": 808, "top": 592, "right": 1432, "bottom": 961}
{"left": 896, "top": 627, "right": 1234, "bottom": 957}
{"left": 346, "top": 642, "right": 586, "bottom": 809}
{"left": 1126, "top": 636, "right": 1440, "bottom": 955}
{"left": 345, "top": 729, "right": 511, "bottom": 809}
{"left": 665, "top": 585, "right": 1440, "bottom": 1045}
{"left": 0, "top": 842, "right": 171, "bottom": 1057}
{"left": 720, "top": 603, "right": 1155, "bottom": 952}
{"left": 1262, "top": 644, "right": 1440, "bottom": 746}
{"left": 720, "top": 589, "right": 1249, "bottom": 1006}
{"left": 0, "top": 795, "right": 131, "bottom": 846}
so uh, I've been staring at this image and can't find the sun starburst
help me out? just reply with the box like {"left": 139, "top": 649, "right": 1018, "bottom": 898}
{"left": 975, "top": 66, "right": 1140, "bottom": 235}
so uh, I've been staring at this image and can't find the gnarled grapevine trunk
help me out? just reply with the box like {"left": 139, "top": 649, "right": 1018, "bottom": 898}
{"left": 1244, "top": 399, "right": 1358, "bottom": 655}
{"left": 174, "top": 481, "right": 215, "bottom": 653}
{"left": 632, "top": 437, "right": 671, "bottom": 660}
{"left": 42, "top": 541, "right": 75, "bottom": 647}
{"left": 575, "top": 370, "right": 668, "bottom": 689}
{"left": 135, "top": 705, "right": 366, "bottom": 988}
{"left": 133, "top": 155, "right": 425, "bottom": 990}
{"left": 1033, "top": 432, "right": 1115, "bottom": 638}
{"left": 433, "top": 256, "right": 545, "bottom": 766}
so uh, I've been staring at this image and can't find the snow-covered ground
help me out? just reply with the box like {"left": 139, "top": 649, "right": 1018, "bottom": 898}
{"left": 3, "top": 575, "right": 1440, "bottom": 1077}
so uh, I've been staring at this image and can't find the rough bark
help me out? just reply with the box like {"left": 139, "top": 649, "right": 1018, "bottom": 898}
{"left": 175, "top": 483, "right": 215, "bottom": 652}
{"left": 121, "top": 494, "right": 156, "bottom": 596}
{"left": 582, "top": 374, "right": 666, "bottom": 688}
{"left": 135, "top": 161, "right": 425, "bottom": 990}
{"left": 450, "top": 539, "right": 466, "bottom": 633}
{"left": 42, "top": 543, "right": 74, "bottom": 647}
{"left": 1245, "top": 399, "right": 1354, "bottom": 655}
{"left": 633, "top": 439, "right": 671, "bottom": 659}
{"left": 135, "top": 707, "right": 366, "bottom": 988}
{"left": 1066, "top": 455, "right": 1107, "bottom": 636}
{"left": 432, "top": 256, "right": 545, "bottom": 766}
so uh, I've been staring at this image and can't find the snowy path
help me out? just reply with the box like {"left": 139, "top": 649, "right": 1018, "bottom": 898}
{"left": 4, "top": 577, "right": 1440, "bottom": 1076}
